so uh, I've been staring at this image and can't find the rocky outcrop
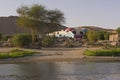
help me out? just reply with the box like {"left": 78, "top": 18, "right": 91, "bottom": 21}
{"left": 0, "top": 16, "right": 29, "bottom": 35}
{"left": 0, "top": 16, "right": 67, "bottom": 35}
{"left": 78, "top": 26, "right": 114, "bottom": 32}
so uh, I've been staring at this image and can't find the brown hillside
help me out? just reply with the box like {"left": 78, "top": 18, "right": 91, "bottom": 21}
{"left": 78, "top": 26, "right": 114, "bottom": 32}
{"left": 0, "top": 16, "right": 66, "bottom": 35}
{"left": 0, "top": 16, "right": 29, "bottom": 35}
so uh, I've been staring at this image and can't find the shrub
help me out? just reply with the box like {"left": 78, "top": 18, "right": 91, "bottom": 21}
{"left": 41, "top": 36, "right": 55, "bottom": 47}
{"left": 0, "top": 49, "right": 34, "bottom": 59}
{"left": 64, "top": 40, "right": 73, "bottom": 47}
{"left": 84, "top": 48, "right": 120, "bottom": 56}
{"left": 0, "top": 53, "right": 9, "bottom": 58}
{"left": 9, "top": 49, "right": 33, "bottom": 58}
{"left": 12, "top": 34, "right": 32, "bottom": 47}
{"left": 2, "top": 35, "right": 12, "bottom": 41}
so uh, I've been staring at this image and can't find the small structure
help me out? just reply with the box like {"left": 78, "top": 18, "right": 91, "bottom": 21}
{"left": 49, "top": 29, "right": 74, "bottom": 38}
{"left": 49, "top": 27, "right": 87, "bottom": 39}
{"left": 109, "top": 31, "right": 120, "bottom": 46}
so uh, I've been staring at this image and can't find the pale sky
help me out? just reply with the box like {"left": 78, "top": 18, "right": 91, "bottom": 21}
{"left": 0, "top": 0, "right": 120, "bottom": 29}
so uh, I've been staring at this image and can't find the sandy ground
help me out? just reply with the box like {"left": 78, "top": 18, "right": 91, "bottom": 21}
{"left": 0, "top": 47, "right": 86, "bottom": 63}
{"left": 0, "top": 47, "right": 120, "bottom": 63}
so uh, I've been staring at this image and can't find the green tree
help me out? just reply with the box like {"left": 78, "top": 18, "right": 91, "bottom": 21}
{"left": 17, "top": 4, "right": 65, "bottom": 43}
{"left": 116, "top": 27, "right": 120, "bottom": 33}
{"left": 46, "top": 9, "right": 65, "bottom": 33}
{"left": 86, "top": 30, "right": 98, "bottom": 42}
{"left": 96, "top": 32, "right": 102, "bottom": 40}
{"left": 104, "top": 32, "right": 109, "bottom": 40}
{"left": 96, "top": 31, "right": 106, "bottom": 40}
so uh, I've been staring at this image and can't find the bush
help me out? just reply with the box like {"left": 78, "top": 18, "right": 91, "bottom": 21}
{"left": 0, "top": 53, "right": 9, "bottom": 58}
{"left": 12, "top": 34, "right": 32, "bottom": 47}
{"left": 41, "top": 36, "right": 55, "bottom": 47}
{"left": 2, "top": 35, "right": 12, "bottom": 41}
{"left": 64, "top": 40, "right": 73, "bottom": 47}
{"left": 0, "top": 49, "right": 34, "bottom": 59}
{"left": 84, "top": 48, "right": 120, "bottom": 56}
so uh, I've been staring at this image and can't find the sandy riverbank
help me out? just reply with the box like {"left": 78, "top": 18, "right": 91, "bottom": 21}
{"left": 0, "top": 47, "right": 120, "bottom": 63}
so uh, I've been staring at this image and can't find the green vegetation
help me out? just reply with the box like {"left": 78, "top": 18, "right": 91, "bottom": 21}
{"left": 1, "top": 35, "right": 12, "bottom": 41}
{"left": 86, "top": 30, "right": 110, "bottom": 44}
{"left": 86, "top": 30, "right": 98, "bottom": 42}
{"left": 17, "top": 4, "right": 65, "bottom": 43}
{"left": 41, "top": 36, "right": 55, "bottom": 47}
{"left": 12, "top": 34, "right": 32, "bottom": 47}
{"left": 116, "top": 27, "right": 120, "bottom": 33}
{"left": 84, "top": 48, "right": 120, "bottom": 56}
{"left": 64, "top": 39, "right": 74, "bottom": 47}
{"left": 104, "top": 32, "right": 109, "bottom": 40}
{"left": 0, "top": 49, "right": 34, "bottom": 59}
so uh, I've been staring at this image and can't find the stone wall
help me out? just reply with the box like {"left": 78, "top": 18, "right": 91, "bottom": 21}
{"left": 109, "top": 31, "right": 120, "bottom": 46}
{"left": 109, "top": 33, "right": 118, "bottom": 42}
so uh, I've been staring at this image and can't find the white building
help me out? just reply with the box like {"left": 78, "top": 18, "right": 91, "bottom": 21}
{"left": 49, "top": 27, "right": 87, "bottom": 39}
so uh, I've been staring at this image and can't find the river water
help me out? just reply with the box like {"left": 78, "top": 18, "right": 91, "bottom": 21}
{"left": 0, "top": 61, "right": 120, "bottom": 80}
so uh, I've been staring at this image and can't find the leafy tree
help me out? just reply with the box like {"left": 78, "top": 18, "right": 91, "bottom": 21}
{"left": 46, "top": 9, "right": 65, "bottom": 33}
{"left": 116, "top": 27, "right": 120, "bottom": 33}
{"left": 86, "top": 30, "right": 109, "bottom": 44}
{"left": 17, "top": 4, "right": 65, "bottom": 43}
{"left": 104, "top": 32, "right": 109, "bottom": 40}
{"left": 96, "top": 32, "right": 102, "bottom": 40}
{"left": 96, "top": 31, "right": 106, "bottom": 40}
{"left": 86, "top": 30, "right": 98, "bottom": 42}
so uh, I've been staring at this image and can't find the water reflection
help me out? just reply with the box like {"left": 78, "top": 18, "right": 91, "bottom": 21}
{"left": 16, "top": 63, "right": 59, "bottom": 80}
{"left": 0, "top": 61, "right": 120, "bottom": 80}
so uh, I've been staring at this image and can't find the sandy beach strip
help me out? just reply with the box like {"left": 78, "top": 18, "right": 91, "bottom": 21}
{"left": 0, "top": 47, "right": 120, "bottom": 63}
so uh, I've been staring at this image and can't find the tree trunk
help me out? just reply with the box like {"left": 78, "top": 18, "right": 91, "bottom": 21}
{"left": 31, "top": 29, "right": 35, "bottom": 44}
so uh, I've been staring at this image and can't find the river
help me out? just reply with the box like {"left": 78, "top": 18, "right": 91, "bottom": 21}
{"left": 0, "top": 61, "right": 120, "bottom": 80}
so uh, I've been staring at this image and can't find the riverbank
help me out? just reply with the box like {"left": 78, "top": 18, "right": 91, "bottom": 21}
{"left": 0, "top": 47, "right": 85, "bottom": 63}
{"left": 0, "top": 47, "right": 120, "bottom": 63}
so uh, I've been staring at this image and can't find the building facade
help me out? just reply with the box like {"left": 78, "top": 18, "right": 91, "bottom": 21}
{"left": 109, "top": 31, "right": 120, "bottom": 46}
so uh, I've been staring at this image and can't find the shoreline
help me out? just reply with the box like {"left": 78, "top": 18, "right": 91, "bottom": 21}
{"left": 0, "top": 47, "right": 120, "bottom": 64}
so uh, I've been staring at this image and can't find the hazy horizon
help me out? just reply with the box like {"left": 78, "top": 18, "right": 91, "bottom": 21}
{"left": 0, "top": 0, "right": 120, "bottom": 29}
